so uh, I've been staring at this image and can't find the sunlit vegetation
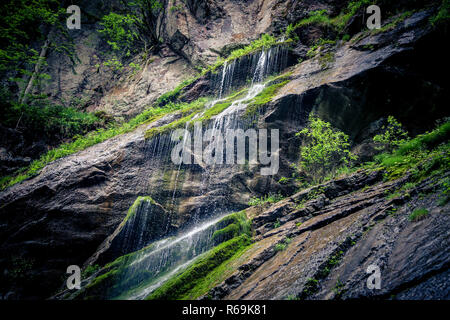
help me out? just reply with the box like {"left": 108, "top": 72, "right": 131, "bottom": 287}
{"left": 285, "top": 1, "right": 374, "bottom": 39}
{"left": 248, "top": 193, "right": 284, "bottom": 206}
{"left": 0, "top": 100, "right": 199, "bottom": 190}
{"left": 296, "top": 115, "right": 356, "bottom": 183}
{"left": 409, "top": 208, "right": 429, "bottom": 222}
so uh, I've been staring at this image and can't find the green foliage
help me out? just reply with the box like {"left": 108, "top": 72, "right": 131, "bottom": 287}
{"left": 144, "top": 97, "right": 209, "bottom": 139}
{"left": 333, "top": 279, "right": 346, "bottom": 298}
{"left": 155, "top": 78, "right": 196, "bottom": 106}
{"left": 297, "top": 114, "right": 356, "bottom": 182}
{"left": 0, "top": 91, "right": 105, "bottom": 141}
{"left": 248, "top": 193, "right": 284, "bottom": 206}
{"left": 129, "top": 62, "right": 141, "bottom": 75}
{"left": 306, "top": 38, "right": 336, "bottom": 59}
{"left": 373, "top": 121, "right": 450, "bottom": 181}
{"left": 202, "top": 34, "right": 285, "bottom": 76}
{"left": 431, "top": 0, "right": 450, "bottom": 25}
{"left": 170, "top": 3, "right": 184, "bottom": 12}
{"left": 82, "top": 264, "right": 100, "bottom": 279}
{"left": 342, "top": 34, "right": 351, "bottom": 41}
{"left": 409, "top": 208, "right": 429, "bottom": 222}
{"left": 103, "top": 57, "right": 124, "bottom": 72}
{"left": 99, "top": 12, "right": 139, "bottom": 54}
{"left": 1, "top": 98, "right": 203, "bottom": 190}
{"left": 285, "top": 1, "right": 374, "bottom": 40}
{"left": 288, "top": 9, "right": 331, "bottom": 36}
{"left": 278, "top": 176, "right": 289, "bottom": 184}
{"left": 275, "top": 237, "right": 291, "bottom": 251}
{"left": 193, "top": 87, "right": 249, "bottom": 123}
{"left": 302, "top": 278, "right": 319, "bottom": 296}
{"left": 0, "top": 0, "right": 63, "bottom": 74}
{"left": 226, "top": 34, "right": 279, "bottom": 61}
{"left": 273, "top": 219, "right": 281, "bottom": 229}
{"left": 373, "top": 116, "right": 409, "bottom": 152}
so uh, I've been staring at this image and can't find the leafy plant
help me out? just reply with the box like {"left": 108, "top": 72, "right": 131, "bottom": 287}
{"left": 248, "top": 193, "right": 284, "bottom": 206}
{"left": 278, "top": 177, "right": 289, "bottom": 184}
{"left": 98, "top": 12, "right": 139, "bottom": 55}
{"left": 373, "top": 116, "right": 409, "bottom": 152}
{"left": 297, "top": 114, "right": 356, "bottom": 182}
{"left": 274, "top": 237, "right": 291, "bottom": 251}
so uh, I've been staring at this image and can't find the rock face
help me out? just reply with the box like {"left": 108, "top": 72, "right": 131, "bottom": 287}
{"left": 207, "top": 171, "right": 449, "bottom": 300}
{"left": 0, "top": 2, "right": 449, "bottom": 300}
{"left": 39, "top": 0, "right": 298, "bottom": 119}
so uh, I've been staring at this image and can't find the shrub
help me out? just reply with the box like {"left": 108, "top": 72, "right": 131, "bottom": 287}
{"left": 373, "top": 116, "right": 409, "bottom": 152}
{"left": 297, "top": 114, "right": 356, "bottom": 182}
{"left": 98, "top": 12, "right": 138, "bottom": 55}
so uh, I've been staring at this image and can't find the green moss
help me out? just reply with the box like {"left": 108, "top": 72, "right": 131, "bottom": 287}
{"left": 409, "top": 208, "right": 429, "bottom": 222}
{"left": 372, "top": 11, "right": 413, "bottom": 35}
{"left": 142, "top": 211, "right": 252, "bottom": 300}
{"left": 156, "top": 78, "right": 197, "bottom": 106}
{"left": 203, "top": 34, "right": 290, "bottom": 76}
{"left": 319, "top": 51, "right": 335, "bottom": 69}
{"left": 74, "top": 210, "right": 252, "bottom": 300}
{"left": 144, "top": 98, "right": 208, "bottom": 140}
{"left": 212, "top": 211, "right": 252, "bottom": 243}
{"left": 306, "top": 38, "right": 336, "bottom": 59}
{"left": 244, "top": 78, "right": 291, "bottom": 118}
{"left": 123, "top": 196, "right": 155, "bottom": 223}
{"left": 82, "top": 264, "right": 100, "bottom": 279}
{"left": 146, "top": 234, "right": 252, "bottom": 300}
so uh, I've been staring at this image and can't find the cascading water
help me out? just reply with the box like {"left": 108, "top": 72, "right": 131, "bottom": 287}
{"left": 81, "top": 44, "right": 291, "bottom": 300}
{"left": 76, "top": 214, "right": 230, "bottom": 300}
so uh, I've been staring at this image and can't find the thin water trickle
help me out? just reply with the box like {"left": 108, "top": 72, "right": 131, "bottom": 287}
{"left": 106, "top": 214, "right": 228, "bottom": 300}
{"left": 98, "top": 45, "right": 291, "bottom": 299}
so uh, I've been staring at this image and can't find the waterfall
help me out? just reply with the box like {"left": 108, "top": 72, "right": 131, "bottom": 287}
{"left": 81, "top": 44, "right": 291, "bottom": 299}
{"left": 85, "top": 214, "right": 230, "bottom": 300}
{"left": 211, "top": 44, "right": 289, "bottom": 98}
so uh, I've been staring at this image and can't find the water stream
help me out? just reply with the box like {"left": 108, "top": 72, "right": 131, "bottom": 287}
{"left": 87, "top": 45, "right": 290, "bottom": 299}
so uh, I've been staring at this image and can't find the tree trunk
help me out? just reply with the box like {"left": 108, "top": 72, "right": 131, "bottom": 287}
{"left": 20, "top": 39, "right": 50, "bottom": 104}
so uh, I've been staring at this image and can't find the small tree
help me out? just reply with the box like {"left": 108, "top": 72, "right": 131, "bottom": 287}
{"left": 296, "top": 114, "right": 356, "bottom": 182}
{"left": 373, "top": 116, "right": 408, "bottom": 152}
{"left": 98, "top": 13, "right": 139, "bottom": 56}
